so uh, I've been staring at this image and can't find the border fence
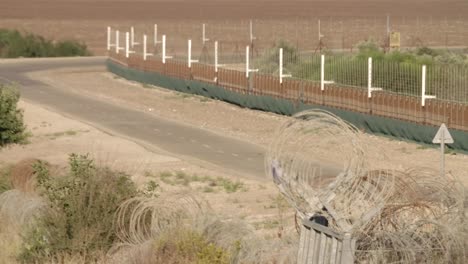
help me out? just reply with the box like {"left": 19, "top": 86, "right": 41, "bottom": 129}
{"left": 106, "top": 23, "right": 468, "bottom": 146}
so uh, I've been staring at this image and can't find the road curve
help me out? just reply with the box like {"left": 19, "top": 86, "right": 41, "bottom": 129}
{"left": 0, "top": 57, "right": 266, "bottom": 179}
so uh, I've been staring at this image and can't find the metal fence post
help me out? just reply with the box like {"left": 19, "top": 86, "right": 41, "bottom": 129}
{"left": 421, "top": 65, "right": 436, "bottom": 106}
{"left": 107, "top": 26, "right": 115, "bottom": 51}
{"left": 162, "top": 35, "right": 172, "bottom": 64}
{"left": 321, "top": 55, "right": 325, "bottom": 91}
{"left": 279, "top": 48, "right": 292, "bottom": 84}
{"left": 202, "top": 23, "right": 209, "bottom": 45}
{"left": 188, "top": 39, "right": 199, "bottom": 68}
{"left": 368, "top": 57, "right": 382, "bottom": 98}
{"left": 143, "top": 35, "right": 153, "bottom": 61}
{"left": 115, "top": 30, "right": 124, "bottom": 54}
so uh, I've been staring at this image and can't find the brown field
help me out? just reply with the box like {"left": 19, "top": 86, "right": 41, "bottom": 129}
{"left": 0, "top": 0, "right": 467, "bottom": 55}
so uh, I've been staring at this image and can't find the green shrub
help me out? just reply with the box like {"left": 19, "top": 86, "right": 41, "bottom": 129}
{"left": 154, "top": 228, "right": 230, "bottom": 264}
{"left": 0, "top": 84, "right": 27, "bottom": 146}
{"left": 0, "top": 29, "right": 91, "bottom": 58}
{"left": 54, "top": 40, "right": 91, "bottom": 57}
{"left": 19, "top": 154, "right": 138, "bottom": 263}
{"left": 356, "top": 40, "right": 384, "bottom": 60}
{"left": 255, "top": 40, "right": 299, "bottom": 74}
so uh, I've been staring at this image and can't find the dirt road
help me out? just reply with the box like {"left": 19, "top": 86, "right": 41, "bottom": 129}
{"left": 0, "top": 57, "right": 265, "bottom": 179}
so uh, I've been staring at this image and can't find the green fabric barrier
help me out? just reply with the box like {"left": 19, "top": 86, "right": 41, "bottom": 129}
{"left": 107, "top": 59, "right": 468, "bottom": 152}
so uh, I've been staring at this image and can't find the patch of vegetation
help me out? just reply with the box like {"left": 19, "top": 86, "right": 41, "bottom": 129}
{"left": 153, "top": 228, "right": 230, "bottom": 264}
{"left": 254, "top": 219, "right": 280, "bottom": 230}
{"left": 255, "top": 40, "right": 468, "bottom": 99}
{"left": 0, "top": 29, "right": 91, "bottom": 58}
{"left": 155, "top": 171, "right": 247, "bottom": 193}
{"left": 202, "top": 186, "right": 216, "bottom": 193}
{"left": 0, "top": 84, "right": 27, "bottom": 147}
{"left": 0, "top": 165, "right": 12, "bottom": 194}
{"left": 44, "top": 130, "right": 80, "bottom": 140}
{"left": 19, "top": 154, "right": 138, "bottom": 263}
{"left": 210, "top": 177, "right": 247, "bottom": 193}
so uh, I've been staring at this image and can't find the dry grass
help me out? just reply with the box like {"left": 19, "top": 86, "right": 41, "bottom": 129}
{"left": 0, "top": 189, "right": 46, "bottom": 264}
{"left": 10, "top": 158, "right": 40, "bottom": 193}
{"left": 0, "top": 217, "right": 22, "bottom": 264}
{"left": 111, "top": 192, "right": 298, "bottom": 264}
{"left": 0, "top": 157, "right": 298, "bottom": 264}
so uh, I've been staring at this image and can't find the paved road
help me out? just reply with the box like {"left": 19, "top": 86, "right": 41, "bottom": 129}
{"left": 0, "top": 57, "right": 266, "bottom": 179}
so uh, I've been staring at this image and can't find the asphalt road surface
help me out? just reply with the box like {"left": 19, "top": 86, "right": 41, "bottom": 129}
{"left": 0, "top": 57, "right": 266, "bottom": 179}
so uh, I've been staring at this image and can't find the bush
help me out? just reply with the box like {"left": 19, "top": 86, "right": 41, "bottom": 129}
{"left": 153, "top": 228, "right": 230, "bottom": 264}
{"left": 0, "top": 84, "right": 27, "bottom": 146}
{"left": 19, "top": 154, "right": 138, "bottom": 263}
{"left": 255, "top": 40, "right": 299, "bottom": 74}
{"left": 0, "top": 29, "right": 91, "bottom": 58}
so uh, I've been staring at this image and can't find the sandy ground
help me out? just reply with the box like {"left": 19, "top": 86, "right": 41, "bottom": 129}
{"left": 26, "top": 66, "right": 468, "bottom": 187}
{"left": 0, "top": 99, "right": 291, "bottom": 232}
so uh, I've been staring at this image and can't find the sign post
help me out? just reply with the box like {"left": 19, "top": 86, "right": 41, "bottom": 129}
{"left": 432, "top": 123, "right": 454, "bottom": 177}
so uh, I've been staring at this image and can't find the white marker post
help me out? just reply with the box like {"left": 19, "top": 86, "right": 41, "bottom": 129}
{"left": 115, "top": 30, "right": 124, "bottom": 54}
{"left": 421, "top": 65, "right": 436, "bottom": 106}
{"left": 162, "top": 35, "right": 172, "bottom": 64}
{"left": 320, "top": 55, "right": 334, "bottom": 91}
{"left": 125, "top": 32, "right": 135, "bottom": 58}
{"left": 367, "top": 57, "right": 382, "bottom": 98}
{"left": 130, "top": 27, "right": 140, "bottom": 48}
{"left": 249, "top": 20, "right": 256, "bottom": 44}
{"left": 143, "top": 35, "right": 153, "bottom": 61}
{"left": 432, "top": 123, "right": 454, "bottom": 178}
{"left": 107, "top": 26, "right": 116, "bottom": 51}
{"left": 318, "top": 19, "right": 324, "bottom": 42}
{"left": 245, "top": 45, "right": 258, "bottom": 78}
{"left": 202, "top": 23, "right": 209, "bottom": 45}
{"left": 154, "top": 24, "right": 162, "bottom": 46}
{"left": 214, "top": 41, "right": 225, "bottom": 73}
{"left": 279, "top": 48, "right": 292, "bottom": 84}
{"left": 187, "top": 39, "right": 199, "bottom": 68}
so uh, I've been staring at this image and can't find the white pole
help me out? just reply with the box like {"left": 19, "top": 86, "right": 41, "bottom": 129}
{"left": 144, "top": 35, "right": 147, "bottom": 60}
{"left": 249, "top": 20, "right": 255, "bottom": 43}
{"left": 246, "top": 45, "right": 250, "bottom": 77}
{"left": 116, "top": 30, "right": 120, "bottom": 53}
{"left": 131, "top": 27, "right": 135, "bottom": 48}
{"left": 321, "top": 54, "right": 325, "bottom": 91}
{"left": 280, "top": 48, "right": 284, "bottom": 83}
{"left": 162, "top": 34, "right": 166, "bottom": 63}
{"left": 214, "top": 41, "right": 224, "bottom": 73}
{"left": 143, "top": 34, "right": 153, "bottom": 61}
{"left": 188, "top": 39, "right": 199, "bottom": 68}
{"left": 422, "top": 65, "right": 426, "bottom": 106}
{"left": 279, "top": 48, "right": 292, "bottom": 84}
{"left": 202, "top": 23, "right": 209, "bottom": 45}
{"left": 126, "top": 32, "right": 130, "bottom": 58}
{"left": 368, "top": 57, "right": 372, "bottom": 98}
{"left": 318, "top": 19, "right": 321, "bottom": 41}
{"left": 107, "top": 26, "right": 111, "bottom": 51}
{"left": 161, "top": 34, "right": 172, "bottom": 64}
{"left": 215, "top": 41, "right": 219, "bottom": 72}
{"left": 188, "top": 39, "right": 192, "bottom": 67}
{"left": 440, "top": 129, "right": 445, "bottom": 177}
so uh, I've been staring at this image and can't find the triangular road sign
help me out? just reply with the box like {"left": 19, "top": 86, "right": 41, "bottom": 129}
{"left": 432, "top": 123, "right": 454, "bottom": 144}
